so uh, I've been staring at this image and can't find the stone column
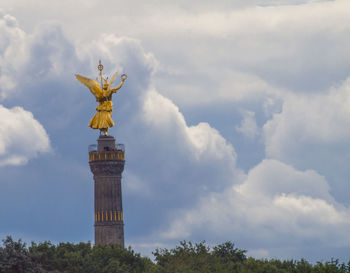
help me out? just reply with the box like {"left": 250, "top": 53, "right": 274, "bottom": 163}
{"left": 89, "top": 136, "right": 125, "bottom": 247}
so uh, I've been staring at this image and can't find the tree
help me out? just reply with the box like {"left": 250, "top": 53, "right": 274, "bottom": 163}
{"left": 0, "top": 236, "right": 42, "bottom": 273}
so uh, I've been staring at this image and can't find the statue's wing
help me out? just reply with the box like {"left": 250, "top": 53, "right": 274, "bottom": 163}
{"left": 75, "top": 74, "right": 104, "bottom": 99}
{"left": 108, "top": 72, "right": 118, "bottom": 89}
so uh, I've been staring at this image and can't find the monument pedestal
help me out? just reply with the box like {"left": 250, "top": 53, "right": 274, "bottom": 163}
{"left": 89, "top": 136, "right": 125, "bottom": 247}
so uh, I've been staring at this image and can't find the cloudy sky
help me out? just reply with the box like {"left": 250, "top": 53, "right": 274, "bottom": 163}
{"left": 1, "top": 0, "right": 350, "bottom": 262}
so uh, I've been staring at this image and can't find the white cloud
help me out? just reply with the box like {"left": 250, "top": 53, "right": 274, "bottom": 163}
{"left": 76, "top": 34, "right": 158, "bottom": 81}
{"left": 265, "top": 78, "right": 350, "bottom": 148}
{"left": 4, "top": 0, "right": 350, "bottom": 106}
{"left": 0, "top": 13, "right": 27, "bottom": 98}
{"left": 0, "top": 12, "right": 81, "bottom": 99}
{"left": 136, "top": 89, "right": 242, "bottom": 202}
{"left": 0, "top": 105, "right": 51, "bottom": 166}
{"left": 122, "top": 0, "right": 350, "bottom": 112}
{"left": 236, "top": 110, "right": 259, "bottom": 138}
{"left": 3, "top": 0, "right": 349, "bottom": 110}
{"left": 263, "top": 77, "right": 350, "bottom": 187}
{"left": 236, "top": 159, "right": 331, "bottom": 201}
{"left": 162, "top": 159, "right": 350, "bottom": 256}
{"left": 142, "top": 90, "right": 238, "bottom": 167}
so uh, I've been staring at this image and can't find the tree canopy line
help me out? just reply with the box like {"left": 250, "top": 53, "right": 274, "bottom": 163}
{"left": 0, "top": 236, "right": 349, "bottom": 273}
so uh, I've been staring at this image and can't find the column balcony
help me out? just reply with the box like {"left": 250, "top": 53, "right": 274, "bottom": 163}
{"left": 88, "top": 144, "right": 125, "bottom": 162}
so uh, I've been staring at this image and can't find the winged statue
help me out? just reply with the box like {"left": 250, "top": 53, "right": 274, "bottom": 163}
{"left": 75, "top": 61, "right": 127, "bottom": 136}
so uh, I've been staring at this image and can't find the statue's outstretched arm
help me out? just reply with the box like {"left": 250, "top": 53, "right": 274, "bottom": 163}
{"left": 111, "top": 74, "right": 127, "bottom": 93}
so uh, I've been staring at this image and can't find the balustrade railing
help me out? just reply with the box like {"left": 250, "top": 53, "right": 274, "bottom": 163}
{"left": 88, "top": 144, "right": 125, "bottom": 161}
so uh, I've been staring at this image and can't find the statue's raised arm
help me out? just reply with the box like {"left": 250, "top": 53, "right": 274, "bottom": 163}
{"left": 110, "top": 74, "right": 127, "bottom": 93}
{"left": 103, "top": 73, "right": 127, "bottom": 97}
{"left": 75, "top": 60, "right": 127, "bottom": 136}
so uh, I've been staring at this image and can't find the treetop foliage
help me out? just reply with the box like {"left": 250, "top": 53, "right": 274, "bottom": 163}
{"left": 0, "top": 236, "right": 349, "bottom": 273}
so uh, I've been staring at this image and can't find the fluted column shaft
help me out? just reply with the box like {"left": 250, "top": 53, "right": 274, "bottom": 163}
{"left": 89, "top": 136, "right": 125, "bottom": 247}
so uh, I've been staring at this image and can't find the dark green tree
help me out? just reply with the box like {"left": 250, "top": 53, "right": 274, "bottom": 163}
{"left": 153, "top": 241, "right": 247, "bottom": 273}
{"left": 2, "top": 236, "right": 350, "bottom": 273}
{"left": 0, "top": 236, "right": 42, "bottom": 273}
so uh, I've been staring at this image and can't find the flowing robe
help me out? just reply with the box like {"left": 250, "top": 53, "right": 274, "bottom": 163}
{"left": 89, "top": 89, "right": 115, "bottom": 129}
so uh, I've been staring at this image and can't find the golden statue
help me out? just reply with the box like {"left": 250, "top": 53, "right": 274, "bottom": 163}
{"left": 75, "top": 61, "right": 127, "bottom": 136}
